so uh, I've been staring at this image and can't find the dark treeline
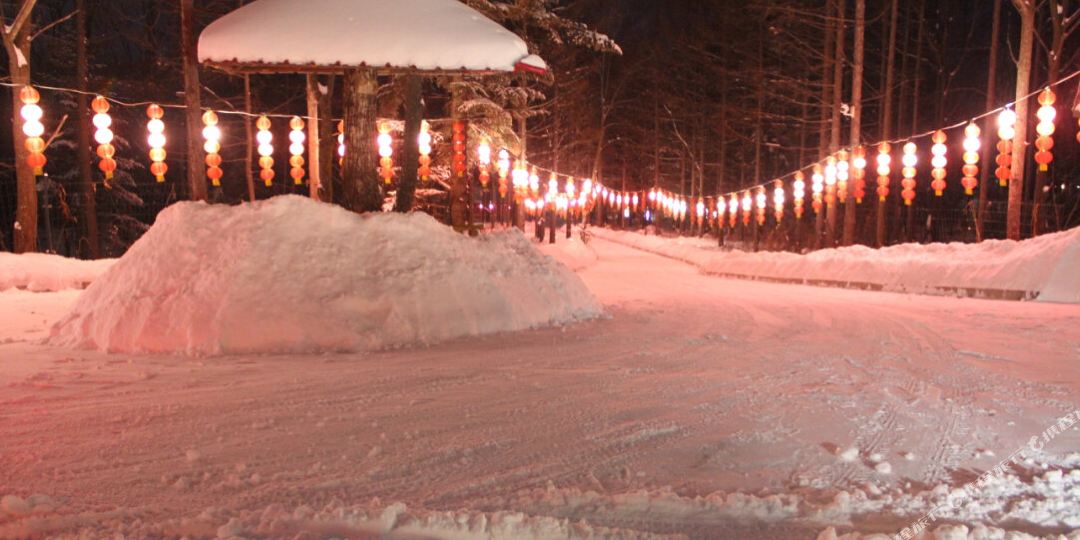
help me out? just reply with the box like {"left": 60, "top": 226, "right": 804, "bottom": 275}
{"left": 1, "top": 0, "right": 1077, "bottom": 257}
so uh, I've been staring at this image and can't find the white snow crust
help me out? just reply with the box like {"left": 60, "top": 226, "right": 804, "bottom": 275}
{"left": 590, "top": 226, "right": 1080, "bottom": 303}
{"left": 0, "top": 252, "right": 113, "bottom": 292}
{"left": 48, "top": 196, "right": 600, "bottom": 355}
{"left": 198, "top": 0, "right": 540, "bottom": 73}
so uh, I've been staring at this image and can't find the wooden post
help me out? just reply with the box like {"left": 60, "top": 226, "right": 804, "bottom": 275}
{"left": 318, "top": 76, "right": 335, "bottom": 204}
{"left": 305, "top": 74, "right": 322, "bottom": 201}
{"left": 449, "top": 77, "right": 468, "bottom": 231}
{"left": 341, "top": 68, "right": 381, "bottom": 212}
{"left": 395, "top": 74, "right": 422, "bottom": 213}
{"left": 243, "top": 75, "right": 256, "bottom": 202}
{"left": 180, "top": 0, "right": 207, "bottom": 202}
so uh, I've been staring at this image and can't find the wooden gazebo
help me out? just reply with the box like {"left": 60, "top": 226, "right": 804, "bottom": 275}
{"left": 198, "top": 0, "right": 546, "bottom": 223}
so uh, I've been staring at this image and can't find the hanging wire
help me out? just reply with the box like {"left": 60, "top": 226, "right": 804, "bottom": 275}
{"left": 520, "top": 68, "right": 1079, "bottom": 203}
{"left": 3, "top": 68, "right": 1078, "bottom": 202}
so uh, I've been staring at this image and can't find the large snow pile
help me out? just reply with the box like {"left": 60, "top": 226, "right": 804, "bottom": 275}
{"left": 199, "top": 0, "right": 545, "bottom": 73}
{"left": 0, "top": 252, "right": 114, "bottom": 292}
{"left": 591, "top": 227, "right": 1080, "bottom": 303}
{"left": 49, "top": 196, "right": 600, "bottom": 355}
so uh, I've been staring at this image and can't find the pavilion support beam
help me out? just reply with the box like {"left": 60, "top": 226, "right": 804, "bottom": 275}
{"left": 448, "top": 77, "right": 468, "bottom": 232}
{"left": 318, "top": 76, "right": 336, "bottom": 204}
{"left": 395, "top": 74, "right": 422, "bottom": 213}
{"left": 305, "top": 74, "right": 322, "bottom": 201}
{"left": 341, "top": 68, "right": 382, "bottom": 213}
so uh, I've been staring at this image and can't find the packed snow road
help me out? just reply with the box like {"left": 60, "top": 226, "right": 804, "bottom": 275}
{"left": 1, "top": 236, "right": 1078, "bottom": 539}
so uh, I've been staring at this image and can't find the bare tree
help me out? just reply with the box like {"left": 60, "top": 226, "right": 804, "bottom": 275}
{"left": 2, "top": 0, "right": 40, "bottom": 253}
{"left": 1007, "top": 0, "right": 1036, "bottom": 241}
{"left": 180, "top": 0, "right": 207, "bottom": 201}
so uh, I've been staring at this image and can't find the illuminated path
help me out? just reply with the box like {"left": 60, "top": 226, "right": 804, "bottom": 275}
{"left": 1, "top": 238, "right": 1078, "bottom": 538}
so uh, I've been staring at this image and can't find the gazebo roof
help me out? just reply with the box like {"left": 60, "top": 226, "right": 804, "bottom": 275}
{"left": 198, "top": 0, "right": 547, "bottom": 75}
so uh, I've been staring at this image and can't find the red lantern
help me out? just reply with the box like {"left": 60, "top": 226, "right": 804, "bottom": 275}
{"left": 20, "top": 86, "right": 46, "bottom": 175}
{"left": 852, "top": 146, "right": 867, "bottom": 204}
{"left": 930, "top": 130, "right": 947, "bottom": 196}
{"left": 792, "top": 171, "right": 806, "bottom": 219}
{"left": 336, "top": 121, "right": 346, "bottom": 167}
{"left": 836, "top": 151, "right": 849, "bottom": 204}
{"left": 901, "top": 142, "right": 917, "bottom": 206}
{"left": 961, "top": 123, "right": 980, "bottom": 195}
{"left": 377, "top": 122, "right": 393, "bottom": 184}
{"left": 418, "top": 121, "right": 432, "bottom": 181}
{"left": 451, "top": 121, "right": 467, "bottom": 179}
{"left": 824, "top": 156, "right": 837, "bottom": 208}
{"left": 147, "top": 104, "right": 168, "bottom": 182}
{"left": 91, "top": 96, "right": 117, "bottom": 180}
{"left": 811, "top": 164, "right": 824, "bottom": 214}
{"left": 1034, "top": 89, "right": 1056, "bottom": 171}
{"left": 875, "top": 142, "right": 891, "bottom": 201}
{"left": 203, "top": 110, "right": 223, "bottom": 187}
{"left": 996, "top": 108, "right": 1016, "bottom": 187}
{"left": 773, "top": 180, "right": 785, "bottom": 222}
{"left": 289, "top": 116, "right": 306, "bottom": 185}
{"left": 257, "top": 116, "right": 274, "bottom": 187}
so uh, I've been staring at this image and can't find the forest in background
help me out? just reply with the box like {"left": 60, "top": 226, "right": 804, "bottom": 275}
{"left": 0, "top": 0, "right": 1077, "bottom": 257}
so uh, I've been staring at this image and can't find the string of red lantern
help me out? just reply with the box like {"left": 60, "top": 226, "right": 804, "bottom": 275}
{"left": 418, "top": 121, "right": 432, "bottom": 182}
{"left": 1034, "top": 89, "right": 1056, "bottom": 171}
{"left": 20, "top": 87, "right": 47, "bottom": 175}
{"left": 91, "top": 96, "right": 117, "bottom": 182}
{"left": 146, "top": 104, "right": 168, "bottom": 182}
{"left": 876, "top": 143, "right": 891, "bottom": 201}
{"left": 901, "top": 142, "right": 917, "bottom": 206}
{"left": 961, "top": 124, "right": 980, "bottom": 195}
{"left": 202, "top": 111, "right": 223, "bottom": 187}
{"left": 930, "top": 130, "right": 947, "bottom": 196}
{"left": 288, "top": 116, "right": 306, "bottom": 185}
{"left": 256, "top": 115, "right": 274, "bottom": 187}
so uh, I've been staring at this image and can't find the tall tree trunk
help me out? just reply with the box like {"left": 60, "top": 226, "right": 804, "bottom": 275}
{"left": 653, "top": 97, "right": 660, "bottom": 188}
{"left": 876, "top": 0, "right": 898, "bottom": 247}
{"left": 180, "top": 0, "right": 206, "bottom": 202}
{"left": 75, "top": 0, "right": 99, "bottom": 258}
{"left": 243, "top": 75, "right": 255, "bottom": 202}
{"left": 906, "top": 0, "right": 927, "bottom": 241}
{"left": 1007, "top": 0, "right": 1035, "bottom": 241}
{"left": 827, "top": 0, "right": 845, "bottom": 246}
{"left": 341, "top": 68, "right": 381, "bottom": 213}
{"left": 843, "top": 0, "right": 865, "bottom": 247}
{"left": 819, "top": 0, "right": 835, "bottom": 161}
{"left": 395, "top": 75, "right": 422, "bottom": 213}
{"left": 1031, "top": 0, "right": 1065, "bottom": 236}
{"left": 3, "top": 3, "right": 37, "bottom": 253}
{"left": 975, "top": 0, "right": 1001, "bottom": 241}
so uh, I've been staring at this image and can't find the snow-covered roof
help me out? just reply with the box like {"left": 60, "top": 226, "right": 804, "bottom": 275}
{"left": 198, "top": 0, "right": 546, "bottom": 74}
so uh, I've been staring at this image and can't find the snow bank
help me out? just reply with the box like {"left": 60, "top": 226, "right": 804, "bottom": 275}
{"left": 49, "top": 196, "right": 600, "bottom": 355}
{"left": 0, "top": 252, "right": 114, "bottom": 292}
{"left": 199, "top": 0, "right": 540, "bottom": 73}
{"left": 536, "top": 232, "right": 600, "bottom": 272}
{"left": 591, "top": 227, "right": 1080, "bottom": 303}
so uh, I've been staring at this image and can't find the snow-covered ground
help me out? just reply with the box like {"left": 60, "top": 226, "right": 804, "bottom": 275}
{"left": 589, "top": 227, "right": 1080, "bottom": 303}
{"left": 2, "top": 230, "right": 1079, "bottom": 539}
